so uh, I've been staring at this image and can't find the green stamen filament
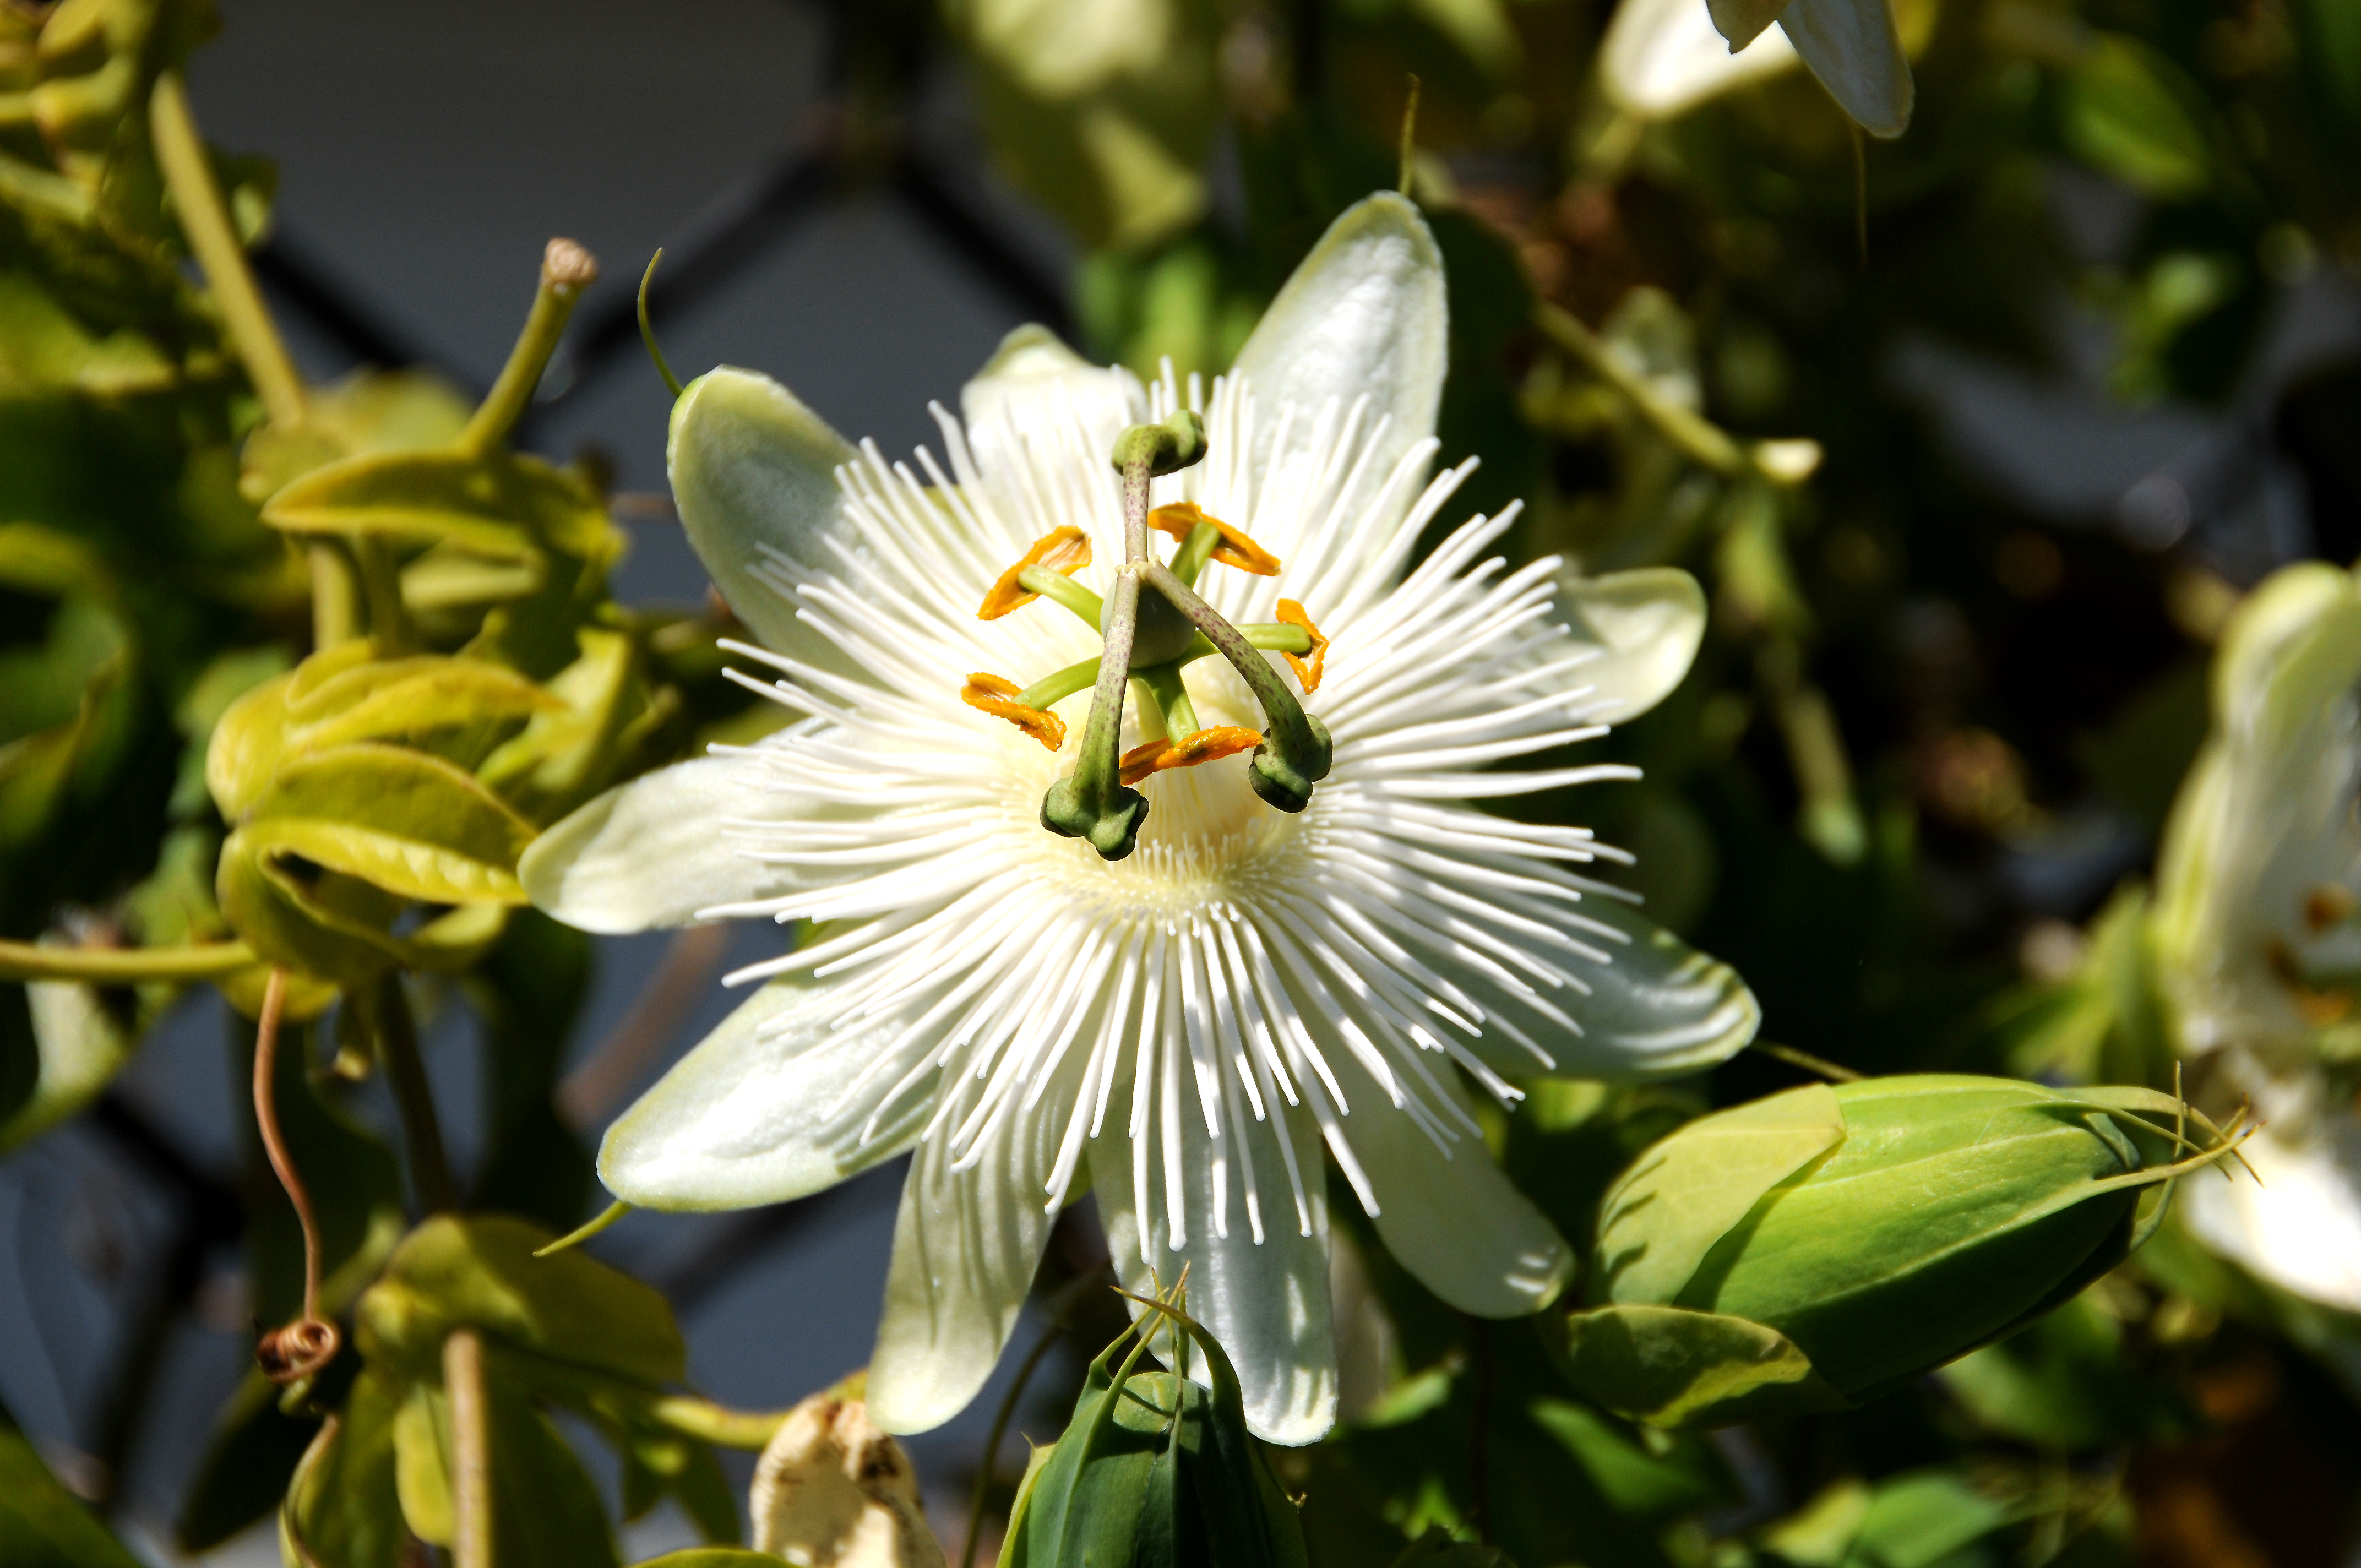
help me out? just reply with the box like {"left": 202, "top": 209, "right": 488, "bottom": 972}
{"left": 1017, "top": 565, "right": 1103, "bottom": 626}
{"left": 1136, "top": 666, "right": 1200, "bottom": 741}
{"left": 1017, "top": 658, "right": 1103, "bottom": 712}
{"left": 1170, "top": 520, "right": 1222, "bottom": 589}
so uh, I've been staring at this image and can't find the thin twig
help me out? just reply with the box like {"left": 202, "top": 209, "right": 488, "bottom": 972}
{"left": 446, "top": 1330, "right": 493, "bottom": 1568}
{"left": 252, "top": 970, "right": 342, "bottom": 1382}
{"left": 149, "top": 72, "right": 305, "bottom": 428}
{"left": 0, "top": 936, "right": 256, "bottom": 983}
{"left": 370, "top": 973, "right": 458, "bottom": 1213}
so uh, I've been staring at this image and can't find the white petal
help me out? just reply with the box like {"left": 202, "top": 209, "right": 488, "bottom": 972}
{"left": 1229, "top": 192, "right": 1448, "bottom": 491}
{"left": 1335, "top": 1058, "right": 1573, "bottom": 1318}
{"left": 1089, "top": 1099, "right": 1338, "bottom": 1445}
{"left": 1548, "top": 567, "right": 1707, "bottom": 723}
{"left": 959, "top": 324, "right": 1146, "bottom": 480}
{"left": 1539, "top": 896, "right": 1759, "bottom": 1078}
{"left": 1604, "top": 0, "right": 1799, "bottom": 117}
{"left": 520, "top": 749, "right": 809, "bottom": 934}
{"left": 1777, "top": 0, "right": 1913, "bottom": 138}
{"left": 2181, "top": 1113, "right": 2361, "bottom": 1314}
{"left": 668, "top": 367, "right": 873, "bottom": 683}
{"left": 597, "top": 974, "right": 928, "bottom": 1210}
{"left": 866, "top": 1052, "right": 1086, "bottom": 1435}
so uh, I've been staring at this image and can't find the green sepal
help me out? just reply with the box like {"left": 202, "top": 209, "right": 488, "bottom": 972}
{"left": 355, "top": 1214, "right": 686, "bottom": 1387}
{"left": 1543, "top": 1303, "right": 1850, "bottom": 1430}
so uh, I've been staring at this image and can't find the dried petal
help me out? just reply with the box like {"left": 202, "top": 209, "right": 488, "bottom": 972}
{"left": 750, "top": 1390, "right": 944, "bottom": 1568}
{"left": 961, "top": 673, "right": 1065, "bottom": 751}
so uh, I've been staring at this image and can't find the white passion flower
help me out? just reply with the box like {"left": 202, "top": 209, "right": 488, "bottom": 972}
{"left": 2153, "top": 561, "right": 2361, "bottom": 1311}
{"left": 520, "top": 193, "right": 1760, "bottom": 1444}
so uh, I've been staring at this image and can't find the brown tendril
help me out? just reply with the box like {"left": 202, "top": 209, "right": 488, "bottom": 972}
{"left": 253, "top": 967, "right": 342, "bottom": 1384}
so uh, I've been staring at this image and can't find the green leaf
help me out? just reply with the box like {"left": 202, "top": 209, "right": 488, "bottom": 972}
{"left": 215, "top": 827, "right": 403, "bottom": 987}
{"left": 243, "top": 742, "right": 536, "bottom": 905}
{"left": 1389, "top": 1528, "right": 1520, "bottom": 1568}
{"left": 356, "top": 1214, "right": 686, "bottom": 1387}
{"left": 0, "top": 968, "right": 134, "bottom": 1152}
{"left": 481, "top": 1370, "right": 624, "bottom": 1568}
{"left": 2061, "top": 36, "right": 2213, "bottom": 201}
{"left": 1591, "top": 1082, "right": 1845, "bottom": 1304}
{"left": 0, "top": 269, "right": 176, "bottom": 395}
{"left": 262, "top": 445, "right": 613, "bottom": 563}
{"left": 1548, "top": 1304, "right": 1849, "bottom": 1429}
{"left": 393, "top": 1384, "right": 458, "bottom": 1545}
{"left": 1840, "top": 1469, "right": 2030, "bottom": 1568}
{"left": 0, "top": 1409, "right": 144, "bottom": 1568}
{"left": 284, "top": 1368, "right": 410, "bottom": 1568}
{"left": 240, "top": 367, "right": 475, "bottom": 504}
{"left": 1524, "top": 1399, "right": 1728, "bottom": 1520}
{"left": 478, "top": 627, "right": 677, "bottom": 825}
{"left": 631, "top": 1554, "right": 784, "bottom": 1567}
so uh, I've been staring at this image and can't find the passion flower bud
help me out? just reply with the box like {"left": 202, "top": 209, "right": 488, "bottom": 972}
{"left": 1002, "top": 1289, "right": 1305, "bottom": 1568}
{"left": 1554, "top": 1075, "right": 2244, "bottom": 1429}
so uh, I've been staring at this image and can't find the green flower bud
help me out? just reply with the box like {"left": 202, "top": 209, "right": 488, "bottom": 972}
{"left": 1002, "top": 1290, "right": 1306, "bottom": 1568}
{"left": 1552, "top": 1075, "right": 2243, "bottom": 1429}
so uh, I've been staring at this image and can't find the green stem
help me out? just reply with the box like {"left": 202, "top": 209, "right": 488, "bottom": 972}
{"left": 649, "top": 1395, "right": 791, "bottom": 1450}
{"left": 533, "top": 1199, "right": 632, "bottom": 1258}
{"left": 0, "top": 937, "right": 257, "bottom": 983}
{"left": 1016, "top": 657, "right": 1103, "bottom": 712}
{"left": 460, "top": 239, "right": 599, "bottom": 456}
{"left": 1140, "top": 562, "right": 1318, "bottom": 765}
{"left": 445, "top": 1329, "right": 494, "bottom": 1568}
{"left": 1135, "top": 665, "right": 1199, "bottom": 739}
{"left": 308, "top": 545, "right": 363, "bottom": 650}
{"left": 1016, "top": 565, "right": 1104, "bottom": 627}
{"left": 1536, "top": 302, "right": 1748, "bottom": 480}
{"left": 149, "top": 73, "right": 306, "bottom": 428}
{"left": 368, "top": 974, "right": 458, "bottom": 1213}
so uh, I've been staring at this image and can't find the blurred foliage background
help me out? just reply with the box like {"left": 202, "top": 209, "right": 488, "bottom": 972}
{"left": 4, "top": 0, "right": 2361, "bottom": 1563}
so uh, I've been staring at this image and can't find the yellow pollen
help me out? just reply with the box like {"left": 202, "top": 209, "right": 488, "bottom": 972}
{"left": 962, "top": 672, "right": 1065, "bottom": 750}
{"left": 1118, "top": 726, "right": 1264, "bottom": 786}
{"left": 1148, "top": 502, "right": 1280, "bottom": 576}
{"left": 1275, "top": 598, "right": 1329, "bottom": 693}
{"left": 977, "top": 526, "right": 1091, "bottom": 620}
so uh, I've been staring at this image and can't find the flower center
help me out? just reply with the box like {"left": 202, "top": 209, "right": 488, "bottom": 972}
{"left": 960, "top": 413, "right": 1334, "bottom": 864}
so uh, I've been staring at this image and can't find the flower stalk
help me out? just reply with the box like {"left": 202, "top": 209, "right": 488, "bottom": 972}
{"left": 460, "top": 238, "right": 599, "bottom": 456}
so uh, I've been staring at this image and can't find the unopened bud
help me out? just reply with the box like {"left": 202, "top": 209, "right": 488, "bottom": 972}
{"left": 1554, "top": 1075, "right": 2244, "bottom": 1428}
{"left": 749, "top": 1386, "right": 943, "bottom": 1568}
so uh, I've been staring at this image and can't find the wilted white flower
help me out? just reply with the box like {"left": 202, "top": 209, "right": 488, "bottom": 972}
{"left": 2155, "top": 562, "right": 2361, "bottom": 1311}
{"left": 750, "top": 1389, "right": 944, "bottom": 1568}
{"left": 522, "top": 193, "right": 1758, "bottom": 1444}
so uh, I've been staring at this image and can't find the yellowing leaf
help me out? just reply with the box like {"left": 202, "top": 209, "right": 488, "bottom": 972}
{"left": 243, "top": 743, "right": 536, "bottom": 906}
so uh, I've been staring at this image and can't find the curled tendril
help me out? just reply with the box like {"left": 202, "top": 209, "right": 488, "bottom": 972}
{"left": 257, "top": 1316, "right": 343, "bottom": 1385}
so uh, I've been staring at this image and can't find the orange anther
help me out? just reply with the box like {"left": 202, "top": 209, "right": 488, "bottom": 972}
{"left": 1149, "top": 502, "right": 1280, "bottom": 576}
{"left": 1118, "top": 726, "right": 1264, "bottom": 785}
{"left": 1275, "top": 599, "right": 1328, "bottom": 693}
{"left": 978, "top": 526, "right": 1092, "bottom": 620}
{"left": 962, "top": 672, "right": 1065, "bottom": 750}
